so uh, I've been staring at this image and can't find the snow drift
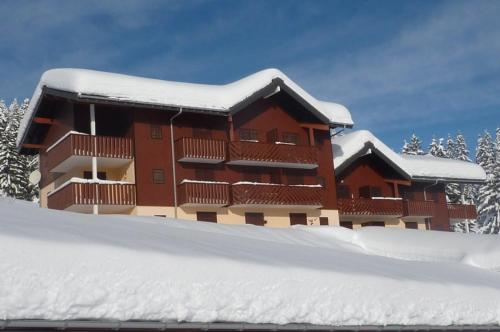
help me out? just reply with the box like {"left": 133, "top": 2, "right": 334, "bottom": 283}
{"left": 1, "top": 198, "right": 500, "bottom": 326}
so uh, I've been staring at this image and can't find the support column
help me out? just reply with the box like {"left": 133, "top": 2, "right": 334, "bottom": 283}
{"left": 90, "top": 104, "right": 98, "bottom": 215}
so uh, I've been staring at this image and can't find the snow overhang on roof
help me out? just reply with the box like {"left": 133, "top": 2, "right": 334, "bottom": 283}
{"left": 17, "top": 68, "right": 353, "bottom": 149}
{"left": 332, "top": 130, "right": 487, "bottom": 184}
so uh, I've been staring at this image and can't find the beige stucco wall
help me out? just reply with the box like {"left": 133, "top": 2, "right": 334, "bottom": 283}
{"left": 349, "top": 217, "right": 427, "bottom": 230}
{"left": 132, "top": 206, "right": 340, "bottom": 228}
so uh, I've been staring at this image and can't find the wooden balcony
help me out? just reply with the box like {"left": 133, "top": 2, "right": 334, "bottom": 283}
{"left": 403, "top": 200, "right": 435, "bottom": 217}
{"left": 447, "top": 204, "right": 477, "bottom": 220}
{"left": 338, "top": 198, "right": 403, "bottom": 217}
{"left": 228, "top": 141, "right": 318, "bottom": 169}
{"left": 178, "top": 181, "right": 230, "bottom": 207}
{"left": 46, "top": 133, "right": 134, "bottom": 172}
{"left": 175, "top": 137, "right": 226, "bottom": 164}
{"left": 47, "top": 182, "right": 136, "bottom": 213}
{"left": 232, "top": 183, "right": 324, "bottom": 208}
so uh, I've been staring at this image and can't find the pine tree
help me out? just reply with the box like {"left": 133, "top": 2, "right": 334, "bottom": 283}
{"left": 428, "top": 137, "right": 447, "bottom": 158}
{"left": 401, "top": 134, "right": 424, "bottom": 155}
{"left": 475, "top": 130, "right": 499, "bottom": 234}
{"left": 0, "top": 99, "right": 39, "bottom": 201}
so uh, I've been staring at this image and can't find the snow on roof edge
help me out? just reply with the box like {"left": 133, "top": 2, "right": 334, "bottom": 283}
{"left": 17, "top": 68, "right": 353, "bottom": 148}
{"left": 333, "top": 130, "right": 486, "bottom": 183}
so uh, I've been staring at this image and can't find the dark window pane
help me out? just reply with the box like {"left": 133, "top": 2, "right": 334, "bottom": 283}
{"left": 83, "top": 171, "right": 106, "bottom": 180}
{"left": 362, "top": 221, "right": 385, "bottom": 227}
{"left": 152, "top": 169, "right": 165, "bottom": 184}
{"left": 151, "top": 125, "right": 162, "bottom": 139}
{"left": 266, "top": 129, "right": 278, "bottom": 143}
{"left": 282, "top": 132, "right": 299, "bottom": 145}
{"left": 405, "top": 222, "right": 418, "bottom": 229}
{"left": 239, "top": 128, "right": 258, "bottom": 141}
{"left": 196, "top": 211, "right": 217, "bottom": 223}
{"left": 245, "top": 212, "right": 265, "bottom": 226}
{"left": 290, "top": 213, "right": 307, "bottom": 225}
{"left": 337, "top": 185, "right": 351, "bottom": 199}
{"left": 371, "top": 186, "right": 382, "bottom": 197}
{"left": 319, "top": 217, "right": 329, "bottom": 226}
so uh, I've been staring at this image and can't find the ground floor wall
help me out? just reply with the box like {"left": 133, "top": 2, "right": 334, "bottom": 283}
{"left": 132, "top": 206, "right": 340, "bottom": 227}
{"left": 340, "top": 215, "right": 428, "bottom": 230}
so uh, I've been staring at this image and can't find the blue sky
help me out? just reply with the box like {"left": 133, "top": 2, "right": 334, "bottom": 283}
{"left": 1, "top": 0, "right": 498, "bottom": 152}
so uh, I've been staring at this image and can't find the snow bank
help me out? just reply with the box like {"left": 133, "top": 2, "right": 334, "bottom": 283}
{"left": 332, "top": 130, "right": 486, "bottom": 183}
{"left": 17, "top": 68, "right": 352, "bottom": 147}
{"left": 1, "top": 198, "right": 500, "bottom": 326}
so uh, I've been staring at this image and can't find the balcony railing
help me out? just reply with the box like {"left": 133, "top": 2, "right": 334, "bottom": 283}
{"left": 447, "top": 204, "right": 477, "bottom": 220}
{"left": 403, "top": 200, "right": 435, "bottom": 217}
{"left": 232, "top": 183, "right": 324, "bottom": 207}
{"left": 175, "top": 137, "right": 226, "bottom": 163}
{"left": 228, "top": 141, "right": 318, "bottom": 169}
{"left": 178, "top": 181, "right": 230, "bottom": 207}
{"left": 46, "top": 133, "right": 134, "bottom": 172}
{"left": 47, "top": 182, "right": 136, "bottom": 210}
{"left": 338, "top": 198, "right": 403, "bottom": 216}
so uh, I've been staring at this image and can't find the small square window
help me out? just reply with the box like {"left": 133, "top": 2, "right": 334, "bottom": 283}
{"left": 239, "top": 128, "right": 258, "bottom": 141}
{"left": 319, "top": 217, "right": 329, "bottom": 226}
{"left": 152, "top": 169, "right": 165, "bottom": 184}
{"left": 151, "top": 125, "right": 162, "bottom": 139}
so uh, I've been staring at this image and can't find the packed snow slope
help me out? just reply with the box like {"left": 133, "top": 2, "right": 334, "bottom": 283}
{"left": 1, "top": 199, "right": 500, "bottom": 326}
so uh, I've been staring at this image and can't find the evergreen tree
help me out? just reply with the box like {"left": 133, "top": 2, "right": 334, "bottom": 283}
{"left": 428, "top": 137, "right": 447, "bottom": 158}
{"left": 0, "top": 99, "right": 38, "bottom": 201}
{"left": 401, "top": 134, "right": 424, "bottom": 155}
{"left": 475, "top": 130, "right": 499, "bottom": 234}
{"left": 455, "top": 132, "right": 471, "bottom": 162}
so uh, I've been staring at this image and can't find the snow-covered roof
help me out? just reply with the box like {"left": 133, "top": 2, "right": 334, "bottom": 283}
{"left": 1, "top": 198, "right": 500, "bottom": 326}
{"left": 333, "top": 130, "right": 486, "bottom": 183}
{"left": 17, "top": 68, "right": 353, "bottom": 148}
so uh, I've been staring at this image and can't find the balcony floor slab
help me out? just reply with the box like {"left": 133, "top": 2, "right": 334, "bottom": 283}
{"left": 51, "top": 156, "right": 133, "bottom": 173}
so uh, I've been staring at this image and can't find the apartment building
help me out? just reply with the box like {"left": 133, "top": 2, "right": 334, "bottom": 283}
{"left": 17, "top": 68, "right": 353, "bottom": 227}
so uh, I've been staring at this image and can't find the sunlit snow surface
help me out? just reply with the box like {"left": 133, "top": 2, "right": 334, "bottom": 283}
{"left": 1, "top": 198, "right": 499, "bottom": 325}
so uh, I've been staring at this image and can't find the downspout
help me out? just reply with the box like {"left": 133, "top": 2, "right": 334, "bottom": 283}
{"left": 423, "top": 179, "right": 439, "bottom": 231}
{"left": 170, "top": 108, "right": 183, "bottom": 219}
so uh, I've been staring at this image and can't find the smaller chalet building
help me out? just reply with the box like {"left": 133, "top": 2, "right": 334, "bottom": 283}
{"left": 333, "top": 130, "right": 486, "bottom": 231}
{"left": 17, "top": 68, "right": 352, "bottom": 227}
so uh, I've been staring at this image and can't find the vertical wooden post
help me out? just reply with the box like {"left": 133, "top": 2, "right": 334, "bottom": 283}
{"left": 90, "top": 104, "right": 98, "bottom": 215}
{"left": 228, "top": 114, "right": 235, "bottom": 142}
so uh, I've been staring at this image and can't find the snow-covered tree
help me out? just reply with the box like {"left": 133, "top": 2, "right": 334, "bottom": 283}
{"left": 455, "top": 132, "right": 471, "bottom": 162}
{"left": 0, "top": 99, "right": 38, "bottom": 201}
{"left": 401, "top": 134, "right": 424, "bottom": 155}
{"left": 475, "top": 130, "right": 499, "bottom": 234}
{"left": 428, "top": 137, "right": 447, "bottom": 158}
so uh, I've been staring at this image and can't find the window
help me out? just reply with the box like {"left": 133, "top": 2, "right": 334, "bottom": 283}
{"left": 359, "top": 186, "right": 381, "bottom": 198}
{"left": 196, "top": 211, "right": 217, "bottom": 223}
{"left": 193, "top": 128, "right": 212, "bottom": 139}
{"left": 314, "top": 132, "right": 325, "bottom": 147}
{"left": 239, "top": 128, "right": 258, "bottom": 141}
{"left": 245, "top": 212, "right": 265, "bottom": 226}
{"left": 401, "top": 189, "right": 415, "bottom": 200}
{"left": 430, "top": 191, "right": 440, "bottom": 202}
{"left": 83, "top": 171, "right": 107, "bottom": 180}
{"left": 152, "top": 169, "right": 165, "bottom": 184}
{"left": 282, "top": 132, "right": 299, "bottom": 145}
{"left": 361, "top": 221, "right": 385, "bottom": 227}
{"left": 150, "top": 125, "right": 162, "bottom": 139}
{"left": 195, "top": 168, "right": 215, "bottom": 181}
{"left": 266, "top": 129, "right": 278, "bottom": 143}
{"left": 340, "top": 221, "right": 353, "bottom": 229}
{"left": 337, "top": 185, "right": 351, "bottom": 199}
{"left": 286, "top": 173, "right": 304, "bottom": 185}
{"left": 405, "top": 222, "right": 418, "bottom": 229}
{"left": 290, "top": 213, "right": 307, "bottom": 225}
{"left": 319, "top": 217, "right": 329, "bottom": 226}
